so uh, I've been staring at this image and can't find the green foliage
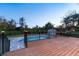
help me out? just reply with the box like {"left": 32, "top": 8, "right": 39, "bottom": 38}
{"left": 69, "top": 31, "right": 79, "bottom": 37}
{"left": 75, "top": 25, "right": 79, "bottom": 31}
{"left": 63, "top": 11, "right": 79, "bottom": 30}
{"left": 44, "top": 22, "right": 54, "bottom": 31}
{"left": 19, "top": 17, "right": 25, "bottom": 29}
{"left": 62, "top": 31, "right": 79, "bottom": 38}
{"left": 0, "top": 16, "right": 54, "bottom": 36}
{"left": 6, "top": 30, "right": 23, "bottom": 36}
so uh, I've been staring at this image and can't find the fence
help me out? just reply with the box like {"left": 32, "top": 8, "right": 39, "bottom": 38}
{"left": 0, "top": 30, "right": 56, "bottom": 54}
{"left": 0, "top": 31, "right": 10, "bottom": 55}
{"left": 24, "top": 30, "right": 57, "bottom": 48}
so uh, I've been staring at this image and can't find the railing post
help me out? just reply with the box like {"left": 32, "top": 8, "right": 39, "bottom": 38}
{"left": 0, "top": 31, "right": 10, "bottom": 55}
{"left": 24, "top": 31, "right": 28, "bottom": 48}
{"left": 39, "top": 30, "right": 40, "bottom": 40}
{"left": 1, "top": 31, "right": 5, "bottom": 54}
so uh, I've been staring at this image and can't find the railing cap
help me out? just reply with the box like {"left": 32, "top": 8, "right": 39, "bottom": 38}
{"left": 1, "top": 31, "right": 5, "bottom": 33}
{"left": 24, "top": 30, "right": 28, "bottom": 32}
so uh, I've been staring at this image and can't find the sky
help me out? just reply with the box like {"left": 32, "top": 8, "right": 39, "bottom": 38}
{"left": 0, "top": 3, "right": 79, "bottom": 28}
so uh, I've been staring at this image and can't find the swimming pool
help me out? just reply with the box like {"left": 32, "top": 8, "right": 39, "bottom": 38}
{"left": 9, "top": 34, "right": 48, "bottom": 51}
{"left": 26, "top": 35, "right": 48, "bottom": 42}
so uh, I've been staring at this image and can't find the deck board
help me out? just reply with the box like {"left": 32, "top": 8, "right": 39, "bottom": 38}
{"left": 4, "top": 36, "right": 79, "bottom": 56}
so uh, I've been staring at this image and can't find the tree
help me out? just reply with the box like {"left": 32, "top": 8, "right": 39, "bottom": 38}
{"left": 19, "top": 17, "right": 25, "bottom": 29}
{"left": 62, "top": 11, "right": 79, "bottom": 31}
{"left": 0, "top": 18, "right": 9, "bottom": 31}
{"left": 63, "top": 17, "right": 69, "bottom": 27}
{"left": 44, "top": 22, "right": 54, "bottom": 30}
{"left": 25, "top": 25, "right": 28, "bottom": 29}
{"left": 8, "top": 19, "right": 16, "bottom": 30}
{"left": 63, "top": 11, "right": 79, "bottom": 27}
{"left": 32, "top": 25, "right": 39, "bottom": 34}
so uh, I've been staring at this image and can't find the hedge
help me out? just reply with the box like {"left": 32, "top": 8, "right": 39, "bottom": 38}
{"left": 63, "top": 31, "right": 79, "bottom": 37}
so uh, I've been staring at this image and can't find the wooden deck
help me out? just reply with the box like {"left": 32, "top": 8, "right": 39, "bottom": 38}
{"left": 4, "top": 36, "right": 79, "bottom": 56}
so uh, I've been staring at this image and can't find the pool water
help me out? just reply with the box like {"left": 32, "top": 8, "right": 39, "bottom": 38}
{"left": 9, "top": 35, "right": 48, "bottom": 51}
{"left": 27, "top": 35, "right": 48, "bottom": 42}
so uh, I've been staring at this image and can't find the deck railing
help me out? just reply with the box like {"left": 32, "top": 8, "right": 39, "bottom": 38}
{"left": 0, "top": 31, "right": 10, "bottom": 55}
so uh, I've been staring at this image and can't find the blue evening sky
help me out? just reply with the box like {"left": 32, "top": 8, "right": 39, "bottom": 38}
{"left": 0, "top": 3, "right": 79, "bottom": 27}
